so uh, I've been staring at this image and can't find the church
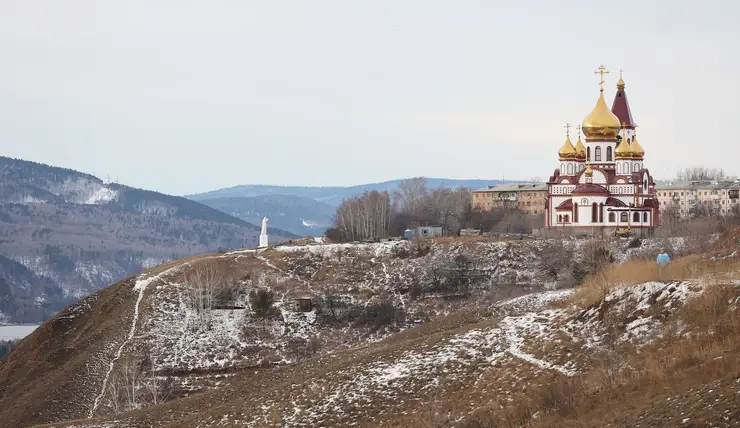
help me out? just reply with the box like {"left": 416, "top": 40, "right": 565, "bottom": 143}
{"left": 545, "top": 66, "right": 659, "bottom": 233}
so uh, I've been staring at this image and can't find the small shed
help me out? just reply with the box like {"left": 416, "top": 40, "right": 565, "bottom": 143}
{"left": 403, "top": 226, "right": 443, "bottom": 240}
{"left": 292, "top": 296, "right": 313, "bottom": 313}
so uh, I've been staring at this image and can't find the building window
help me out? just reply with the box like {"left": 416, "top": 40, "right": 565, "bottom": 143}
{"left": 567, "top": 164, "right": 574, "bottom": 175}
{"left": 595, "top": 146, "right": 602, "bottom": 161}
{"left": 587, "top": 147, "right": 591, "bottom": 161}
{"left": 609, "top": 212, "right": 615, "bottom": 222}
{"left": 643, "top": 212, "right": 648, "bottom": 222}
{"left": 633, "top": 212, "right": 640, "bottom": 222}
{"left": 592, "top": 203, "right": 598, "bottom": 223}
{"left": 620, "top": 212, "right": 628, "bottom": 222}
{"left": 607, "top": 146, "right": 613, "bottom": 161}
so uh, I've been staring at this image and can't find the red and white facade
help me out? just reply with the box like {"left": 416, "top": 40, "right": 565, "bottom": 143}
{"left": 545, "top": 73, "right": 659, "bottom": 232}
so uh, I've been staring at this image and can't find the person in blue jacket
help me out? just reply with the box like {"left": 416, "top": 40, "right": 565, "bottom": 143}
{"left": 656, "top": 248, "right": 671, "bottom": 266}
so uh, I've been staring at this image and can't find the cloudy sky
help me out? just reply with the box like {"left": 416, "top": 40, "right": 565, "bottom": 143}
{"left": 1, "top": 1, "right": 738, "bottom": 195}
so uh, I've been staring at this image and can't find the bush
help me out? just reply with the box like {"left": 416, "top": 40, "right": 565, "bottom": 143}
{"left": 249, "top": 288, "right": 277, "bottom": 321}
{"left": 627, "top": 237, "right": 642, "bottom": 249}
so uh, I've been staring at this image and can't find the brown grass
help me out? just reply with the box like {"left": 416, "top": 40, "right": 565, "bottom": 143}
{"left": 460, "top": 278, "right": 740, "bottom": 428}
{"left": 570, "top": 253, "right": 740, "bottom": 309}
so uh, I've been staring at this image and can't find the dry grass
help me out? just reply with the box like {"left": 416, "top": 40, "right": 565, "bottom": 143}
{"left": 460, "top": 274, "right": 740, "bottom": 428}
{"left": 570, "top": 253, "right": 740, "bottom": 309}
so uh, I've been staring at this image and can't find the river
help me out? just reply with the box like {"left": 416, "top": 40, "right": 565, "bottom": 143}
{"left": 0, "top": 324, "right": 41, "bottom": 340}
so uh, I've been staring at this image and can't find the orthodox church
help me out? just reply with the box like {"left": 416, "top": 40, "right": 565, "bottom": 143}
{"left": 545, "top": 66, "right": 658, "bottom": 233}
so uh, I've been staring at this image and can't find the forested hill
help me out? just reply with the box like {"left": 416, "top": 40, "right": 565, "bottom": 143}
{"left": 0, "top": 156, "right": 296, "bottom": 323}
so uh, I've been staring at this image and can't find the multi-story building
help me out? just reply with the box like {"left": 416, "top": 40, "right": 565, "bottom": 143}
{"left": 655, "top": 180, "right": 740, "bottom": 217}
{"left": 471, "top": 183, "right": 547, "bottom": 214}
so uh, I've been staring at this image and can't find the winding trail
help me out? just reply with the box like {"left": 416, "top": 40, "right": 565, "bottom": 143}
{"left": 89, "top": 267, "right": 178, "bottom": 417}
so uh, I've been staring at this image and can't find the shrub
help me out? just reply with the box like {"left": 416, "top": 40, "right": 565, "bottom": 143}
{"left": 249, "top": 288, "right": 277, "bottom": 321}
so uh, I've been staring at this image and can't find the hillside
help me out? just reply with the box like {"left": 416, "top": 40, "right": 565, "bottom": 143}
{"left": 0, "top": 156, "right": 296, "bottom": 323}
{"left": 3, "top": 232, "right": 737, "bottom": 427}
{"left": 197, "top": 194, "right": 336, "bottom": 237}
{"left": 186, "top": 178, "right": 508, "bottom": 206}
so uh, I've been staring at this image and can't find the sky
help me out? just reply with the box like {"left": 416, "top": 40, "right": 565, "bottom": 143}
{"left": 1, "top": 1, "right": 739, "bottom": 196}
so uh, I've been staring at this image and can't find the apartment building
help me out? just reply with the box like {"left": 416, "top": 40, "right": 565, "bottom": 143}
{"left": 655, "top": 180, "right": 740, "bottom": 217}
{"left": 471, "top": 183, "right": 547, "bottom": 215}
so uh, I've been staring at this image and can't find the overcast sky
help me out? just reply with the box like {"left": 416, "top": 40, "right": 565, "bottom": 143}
{"left": 1, "top": 1, "right": 738, "bottom": 195}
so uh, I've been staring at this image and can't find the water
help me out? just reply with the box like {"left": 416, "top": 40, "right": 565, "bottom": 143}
{"left": 0, "top": 324, "right": 40, "bottom": 340}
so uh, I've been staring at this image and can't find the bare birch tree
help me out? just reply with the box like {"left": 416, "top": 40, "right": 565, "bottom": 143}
{"left": 183, "top": 259, "right": 225, "bottom": 327}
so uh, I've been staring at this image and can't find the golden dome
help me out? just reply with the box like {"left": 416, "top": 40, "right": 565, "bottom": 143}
{"left": 582, "top": 90, "right": 622, "bottom": 140}
{"left": 631, "top": 134, "right": 645, "bottom": 159}
{"left": 617, "top": 76, "right": 625, "bottom": 88}
{"left": 585, "top": 164, "right": 593, "bottom": 177}
{"left": 574, "top": 134, "right": 587, "bottom": 160}
{"left": 615, "top": 137, "right": 632, "bottom": 159}
{"left": 558, "top": 136, "right": 577, "bottom": 160}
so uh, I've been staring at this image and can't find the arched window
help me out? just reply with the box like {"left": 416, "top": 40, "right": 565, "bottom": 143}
{"left": 633, "top": 163, "right": 639, "bottom": 173}
{"left": 564, "top": 214, "right": 570, "bottom": 223}
{"left": 616, "top": 162, "right": 620, "bottom": 174}
{"left": 607, "top": 146, "right": 613, "bottom": 161}
{"left": 567, "top": 164, "right": 574, "bottom": 175}
{"left": 581, "top": 198, "right": 588, "bottom": 205}
{"left": 595, "top": 146, "right": 602, "bottom": 161}
{"left": 587, "top": 147, "right": 591, "bottom": 161}
{"left": 558, "top": 215, "right": 562, "bottom": 223}
{"left": 574, "top": 203, "right": 578, "bottom": 222}
{"left": 643, "top": 212, "right": 648, "bottom": 222}
{"left": 633, "top": 212, "right": 640, "bottom": 222}
{"left": 609, "top": 212, "right": 615, "bottom": 222}
{"left": 561, "top": 163, "right": 565, "bottom": 172}
{"left": 592, "top": 203, "right": 598, "bottom": 222}
{"left": 599, "top": 203, "right": 604, "bottom": 222}
{"left": 620, "top": 212, "right": 628, "bottom": 222}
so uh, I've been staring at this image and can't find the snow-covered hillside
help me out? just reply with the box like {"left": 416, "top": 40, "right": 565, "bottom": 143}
{"left": 2, "top": 234, "right": 737, "bottom": 428}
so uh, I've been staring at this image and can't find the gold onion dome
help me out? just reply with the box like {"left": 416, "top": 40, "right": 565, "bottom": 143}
{"left": 574, "top": 134, "right": 587, "bottom": 160}
{"left": 631, "top": 134, "right": 645, "bottom": 159}
{"left": 585, "top": 164, "right": 593, "bottom": 177}
{"left": 615, "top": 137, "right": 632, "bottom": 159}
{"left": 617, "top": 75, "right": 625, "bottom": 88}
{"left": 558, "top": 135, "right": 577, "bottom": 160}
{"left": 582, "top": 90, "right": 622, "bottom": 139}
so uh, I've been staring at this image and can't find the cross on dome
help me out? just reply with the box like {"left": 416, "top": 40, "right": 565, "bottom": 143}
{"left": 594, "top": 65, "right": 609, "bottom": 91}
{"left": 564, "top": 122, "right": 571, "bottom": 137}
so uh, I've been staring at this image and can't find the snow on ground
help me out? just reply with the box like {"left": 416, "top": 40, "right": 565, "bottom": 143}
{"left": 90, "top": 265, "right": 183, "bottom": 416}
{"left": 568, "top": 281, "right": 704, "bottom": 348}
{"left": 241, "top": 290, "right": 577, "bottom": 427}
{"left": 85, "top": 186, "right": 119, "bottom": 205}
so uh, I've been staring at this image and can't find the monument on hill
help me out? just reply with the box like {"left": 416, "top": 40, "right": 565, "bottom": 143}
{"left": 259, "top": 217, "right": 269, "bottom": 248}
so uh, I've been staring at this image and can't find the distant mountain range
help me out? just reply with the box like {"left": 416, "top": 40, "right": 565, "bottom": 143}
{"left": 0, "top": 156, "right": 296, "bottom": 323}
{"left": 187, "top": 179, "right": 508, "bottom": 236}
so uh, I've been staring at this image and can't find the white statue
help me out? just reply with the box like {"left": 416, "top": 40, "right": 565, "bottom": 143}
{"left": 259, "top": 217, "right": 269, "bottom": 248}
{"left": 261, "top": 217, "right": 269, "bottom": 236}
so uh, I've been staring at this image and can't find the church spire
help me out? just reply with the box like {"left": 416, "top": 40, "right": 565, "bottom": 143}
{"left": 611, "top": 69, "right": 636, "bottom": 130}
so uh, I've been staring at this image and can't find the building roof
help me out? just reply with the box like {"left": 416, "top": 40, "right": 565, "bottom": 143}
{"left": 654, "top": 180, "right": 740, "bottom": 191}
{"left": 571, "top": 183, "right": 609, "bottom": 195}
{"left": 555, "top": 199, "right": 573, "bottom": 210}
{"left": 611, "top": 79, "right": 635, "bottom": 129}
{"left": 473, "top": 183, "right": 547, "bottom": 192}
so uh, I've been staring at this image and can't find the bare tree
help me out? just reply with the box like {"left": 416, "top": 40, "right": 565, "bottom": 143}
{"left": 392, "top": 177, "right": 429, "bottom": 214}
{"left": 675, "top": 167, "right": 727, "bottom": 181}
{"left": 183, "top": 259, "right": 225, "bottom": 327}
{"left": 329, "top": 191, "right": 392, "bottom": 242}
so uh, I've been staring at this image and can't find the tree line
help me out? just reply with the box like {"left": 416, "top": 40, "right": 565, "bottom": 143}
{"left": 326, "top": 177, "right": 540, "bottom": 242}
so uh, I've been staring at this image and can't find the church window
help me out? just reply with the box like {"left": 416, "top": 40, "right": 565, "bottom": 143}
{"left": 581, "top": 198, "right": 588, "bottom": 205}
{"left": 620, "top": 212, "right": 628, "bottom": 222}
{"left": 608, "top": 212, "right": 615, "bottom": 222}
{"left": 643, "top": 212, "right": 648, "bottom": 222}
{"left": 564, "top": 214, "right": 570, "bottom": 223}
{"left": 595, "top": 146, "right": 602, "bottom": 161}
{"left": 592, "top": 203, "right": 598, "bottom": 222}
{"left": 567, "top": 164, "right": 574, "bottom": 175}
{"left": 561, "top": 163, "right": 565, "bottom": 172}
{"left": 587, "top": 147, "right": 591, "bottom": 161}
{"left": 616, "top": 162, "right": 620, "bottom": 174}
{"left": 607, "top": 146, "right": 613, "bottom": 161}
{"left": 633, "top": 212, "right": 640, "bottom": 222}
{"left": 558, "top": 215, "right": 562, "bottom": 223}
